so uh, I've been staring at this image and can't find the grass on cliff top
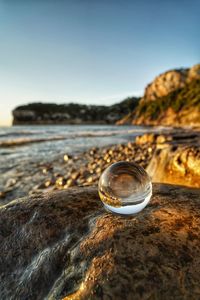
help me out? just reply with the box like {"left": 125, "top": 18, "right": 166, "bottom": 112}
{"left": 136, "top": 80, "right": 200, "bottom": 120}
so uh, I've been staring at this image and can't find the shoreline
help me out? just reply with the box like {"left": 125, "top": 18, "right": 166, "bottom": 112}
{"left": 1, "top": 127, "right": 200, "bottom": 205}
{"left": 0, "top": 137, "right": 155, "bottom": 205}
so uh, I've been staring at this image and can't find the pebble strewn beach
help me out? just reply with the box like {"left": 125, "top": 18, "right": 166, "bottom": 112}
{"left": 0, "top": 139, "right": 155, "bottom": 204}
{"left": 40, "top": 140, "right": 154, "bottom": 189}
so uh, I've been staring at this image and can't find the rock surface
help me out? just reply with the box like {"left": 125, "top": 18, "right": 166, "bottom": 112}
{"left": 148, "top": 145, "right": 200, "bottom": 188}
{"left": 145, "top": 132, "right": 200, "bottom": 188}
{"left": 1, "top": 184, "right": 200, "bottom": 299}
{"left": 143, "top": 64, "right": 200, "bottom": 102}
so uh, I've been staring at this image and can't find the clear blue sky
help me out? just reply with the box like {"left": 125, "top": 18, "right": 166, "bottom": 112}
{"left": 0, "top": 0, "right": 199, "bottom": 125}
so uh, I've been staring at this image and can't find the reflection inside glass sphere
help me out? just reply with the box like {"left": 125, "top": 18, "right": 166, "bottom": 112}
{"left": 98, "top": 161, "right": 152, "bottom": 215}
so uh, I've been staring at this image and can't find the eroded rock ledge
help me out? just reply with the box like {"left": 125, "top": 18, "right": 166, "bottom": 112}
{"left": 0, "top": 184, "right": 200, "bottom": 300}
{"left": 136, "top": 132, "right": 200, "bottom": 188}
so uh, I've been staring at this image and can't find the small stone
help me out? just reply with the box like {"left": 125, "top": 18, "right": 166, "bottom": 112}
{"left": 63, "top": 154, "right": 72, "bottom": 162}
{"left": 64, "top": 178, "right": 76, "bottom": 188}
{"left": 6, "top": 178, "right": 16, "bottom": 188}
{"left": 108, "top": 150, "right": 113, "bottom": 155}
{"left": 44, "top": 180, "right": 52, "bottom": 188}
{"left": 71, "top": 172, "right": 80, "bottom": 180}
{"left": 87, "top": 176, "right": 93, "bottom": 183}
{"left": 56, "top": 177, "right": 65, "bottom": 187}
{"left": 63, "top": 154, "right": 70, "bottom": 162}
{"left": 42, "top": 168, "right": 48, "bottom": 174}
{"left": 89, "top": 148, "right": 97, "bottom": 156}
{"left": 95, "top": 167, "right": 101, "bottom": 174}
{"left": 0, "top": 191, "right": 6, "bottom": 199}
{"left": 81, "top": 170, "right": 92, "bottom": 178}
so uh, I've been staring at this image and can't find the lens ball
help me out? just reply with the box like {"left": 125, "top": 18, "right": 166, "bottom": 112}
{"left": 98, "top": 161, "right": 152, "bottom": 215}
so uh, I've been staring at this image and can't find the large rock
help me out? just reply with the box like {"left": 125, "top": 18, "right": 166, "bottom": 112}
{"left": 146, "top": 132, "right": 200, "bottom": 188}
{"left": 1, "top": 185, "right": 200, "bottom": 299}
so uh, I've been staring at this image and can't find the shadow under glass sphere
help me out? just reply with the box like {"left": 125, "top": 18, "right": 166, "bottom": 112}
{"left": 98, "top": 161, "right": 152, "bottom": 215}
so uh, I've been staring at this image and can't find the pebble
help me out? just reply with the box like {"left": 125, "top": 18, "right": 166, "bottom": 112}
{"left": 0, "top": 191, "right": 6, "bottom": 199}
{"left": 63, "top": 154, "right": 72, "bottom": 162}
{"left": 6, "top": 178, "right": 17, "bottom": 188}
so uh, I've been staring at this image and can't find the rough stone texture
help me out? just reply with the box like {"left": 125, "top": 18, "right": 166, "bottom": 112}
{"left": 145, "top": 132, "right": 200, "bottom": 188}
{"left": 143, "top": 64, "right": 200, "bottom": 102}
{"left": 147, "top": 145, "right": 200, "bottom": 188}
{"left": 1, "top": 184, "right": 200, "bottom": 300}
{"left": 133, "top": 106, "right": 200, "bottom": 126}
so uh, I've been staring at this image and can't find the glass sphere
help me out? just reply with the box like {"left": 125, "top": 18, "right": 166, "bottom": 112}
{"left": 98, "top": 161, "right": 152, "bottom": 215}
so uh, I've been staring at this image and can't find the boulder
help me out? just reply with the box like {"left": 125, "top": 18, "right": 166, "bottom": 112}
{"left": 146, "top": 132, "right": 200, "bottom": 188}
{"left": 1, "top": 185, "right": 200, "bottom": 299}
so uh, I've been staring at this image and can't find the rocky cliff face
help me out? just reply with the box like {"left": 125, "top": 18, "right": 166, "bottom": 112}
{"left": 144, "top": 64, "right": 200, "bottom": 102}
{"left": 12, "top": 98, "right": 139, "bottom": 125}
{"left": 118, "top": 64, "right": 200, "bottom": 126}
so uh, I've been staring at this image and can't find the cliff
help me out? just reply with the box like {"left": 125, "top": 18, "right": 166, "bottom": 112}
{"left": 118, "top": 64, "right": 200, "bottom": 126}
{"left": 12, "top": 97, "right": 139, "bottom": 125}
{"left": 143, "top": 64, "right": 200, "bottom": 102}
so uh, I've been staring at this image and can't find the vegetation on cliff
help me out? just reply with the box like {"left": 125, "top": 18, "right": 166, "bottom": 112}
{"left": 135, "top": 79, "right": 200, "bottom": 121}
{"left": 117, "top": 63, "right": 200, "bottom": 126}
{"left": 12, "top": 97, "right": 139, "bottom": 125}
